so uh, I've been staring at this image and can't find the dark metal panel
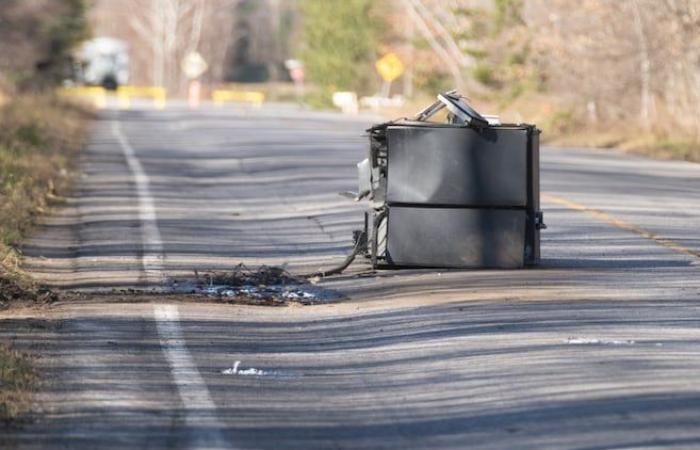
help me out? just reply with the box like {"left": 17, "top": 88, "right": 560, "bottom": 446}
{"left": 385, "top": 206, "right": 526, "bottom": 269}
{"left": 386, "top": 126, "right": 529, "bottom": 207}
{"left": 527, "top": 128, "right": 541, "bottom": 264}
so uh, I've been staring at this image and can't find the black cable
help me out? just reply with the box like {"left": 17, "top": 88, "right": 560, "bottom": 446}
{"left": 300, "top": 235, "right": 365, "bottom": 279}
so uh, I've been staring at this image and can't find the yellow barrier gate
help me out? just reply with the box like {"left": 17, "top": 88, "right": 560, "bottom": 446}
{"left": 58, "top": 86, "right": 107, "bottom": 109}
{"left": 212, "top": 90, "right": 265, "bottom": 108}
{"left": 117, "top": 86, "right": 167, "bottom": 110}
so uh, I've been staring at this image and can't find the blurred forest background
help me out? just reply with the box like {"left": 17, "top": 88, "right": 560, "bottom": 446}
{"left": 1, "top": 0, "right": 700, "bottom": 157}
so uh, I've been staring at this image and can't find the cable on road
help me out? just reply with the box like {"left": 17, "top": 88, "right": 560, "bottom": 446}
{"left": 299, "top": 231, "right": 367, "bottom": 279}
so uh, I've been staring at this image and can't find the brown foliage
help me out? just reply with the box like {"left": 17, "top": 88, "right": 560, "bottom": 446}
{"left": 526, "top": 0, "right": 700, "bottom": 136}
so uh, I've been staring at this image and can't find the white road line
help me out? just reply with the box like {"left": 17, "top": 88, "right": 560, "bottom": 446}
{"left": 154, "top": 304, "right": 231, "bottom": 449}
{"left": 111, "top": 120, "right": 165, "bottom": 284}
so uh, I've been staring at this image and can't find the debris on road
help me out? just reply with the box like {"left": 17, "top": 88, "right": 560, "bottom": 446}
{"left": 355, "top": 91, "right": 545, "bottom": 270}
{"left": 300, "top": 230, "right": 368, "bottom": 279}
{"left": 168, "top": 264, "right": 339, "bottom": 306}
{"left": 295, "top": 91, "right": 546, "bottom": 279}
{"left": 0, "top": 274, "right": 58, "bottom": 310}
{"left": 199, "top": 264, "right": 302, "bottom": 287}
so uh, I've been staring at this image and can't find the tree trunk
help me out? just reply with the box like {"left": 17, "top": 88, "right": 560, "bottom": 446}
{"left": 631, "top": 0, "right": 653, "bottom": 129}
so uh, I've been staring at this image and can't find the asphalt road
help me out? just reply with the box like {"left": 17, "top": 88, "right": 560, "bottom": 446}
{"left": 2, "top": 103, "right": 700, "bottom": 449}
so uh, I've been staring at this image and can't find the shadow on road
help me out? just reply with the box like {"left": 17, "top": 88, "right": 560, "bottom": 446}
{"left": 3, "top": 297, "right": 700, "bottom": 449}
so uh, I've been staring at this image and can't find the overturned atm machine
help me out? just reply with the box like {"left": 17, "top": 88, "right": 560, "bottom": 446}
{"left": 356, "top": 92, "right": 545, "bottom": 269}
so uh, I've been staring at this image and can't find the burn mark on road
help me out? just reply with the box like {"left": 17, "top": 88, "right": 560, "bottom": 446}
{"left": 167, "top": 264, "right": 344, "bottom": 305}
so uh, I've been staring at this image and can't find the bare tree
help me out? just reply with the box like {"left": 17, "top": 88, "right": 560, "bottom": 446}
{"left": 630, "top": 0, "right": 654, "bottom": 128}
{"left": 91, "top": 0, "right": 238, "bottom": 93}
{"left": 401, "top": 0, "right": 465, "bottom": 90}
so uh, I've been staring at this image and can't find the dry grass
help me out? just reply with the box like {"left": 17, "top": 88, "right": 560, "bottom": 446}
{"left": 543, "top": 122, "right": 700, "bottom": 162}
{"left": 478, "top": 92, "right": 700, "bottom": 162}
{"left": 0, "top": 93, "right": 89, "bottom": 423}
{"left": 0, "top": 344, "right": 36, "bottom": 423}
{"left": 0, "top": 94, "right": 92, "bottom": 288}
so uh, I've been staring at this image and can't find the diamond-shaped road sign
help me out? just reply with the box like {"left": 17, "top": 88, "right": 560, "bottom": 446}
{"left": 375, "top": 53, "right": 405, "bottom": 82}
{"left": 182, "top": 51, "right": 208, "bottom": 80}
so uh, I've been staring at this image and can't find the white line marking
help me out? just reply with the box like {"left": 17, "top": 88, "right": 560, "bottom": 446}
{"left": 111, "top": 120, "right": 165, "bottom": 284}
{"left": 154, "top": 304, "right": 231, "bottom": 449}
{"left": 565, "top": 337, "right": 636, "bottom": 346}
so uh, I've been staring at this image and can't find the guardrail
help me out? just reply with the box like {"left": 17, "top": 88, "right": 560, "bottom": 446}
{"left": 58, "top": 86, "right": 107, "bottom": 109}
{"left": 117, "top": 86, "right": 167, "bottom": 110}
{"left": 212, "top": 90, "right": 265, "bottom": 108}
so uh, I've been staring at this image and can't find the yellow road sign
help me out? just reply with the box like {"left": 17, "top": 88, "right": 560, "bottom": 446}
{"left": 375, "top": 53, "right": 405, "bottom": 82}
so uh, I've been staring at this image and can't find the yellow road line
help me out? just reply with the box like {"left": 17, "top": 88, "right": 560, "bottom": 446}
{"left": 542, "top": 192, "right": 700, "bottom": 260}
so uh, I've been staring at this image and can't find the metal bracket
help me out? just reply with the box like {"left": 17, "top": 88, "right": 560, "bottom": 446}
{"left": 535, "top": 211, "right": 547, "bottom": 230}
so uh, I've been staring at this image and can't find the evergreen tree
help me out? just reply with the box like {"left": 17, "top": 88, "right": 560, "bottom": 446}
{"left": 298, "top": 0, "right": 383, "bottom": 102}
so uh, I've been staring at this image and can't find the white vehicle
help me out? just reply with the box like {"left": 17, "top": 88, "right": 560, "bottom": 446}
{"left": 76, "top": 37, "right": 129, "bottom": 90}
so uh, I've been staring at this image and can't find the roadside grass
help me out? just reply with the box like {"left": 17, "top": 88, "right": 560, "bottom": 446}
{"left": 544, "top": 125, "right": 700, "bottom": 162}
{"left": 0, "top": 94, "right": 92, "bottom": 302}
{"left": 484, "top": 92, "right": 700, "bottom": 162}
{"left": 618, "top": 136, "right": 700, "bottom": 162}
{"left": 0, "top": 93, "right": 89, "bottom": 423}
{"left": 0, "top": 344, "right": 36, "bottom": 424}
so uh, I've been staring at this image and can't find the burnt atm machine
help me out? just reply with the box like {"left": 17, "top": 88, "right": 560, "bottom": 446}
{"left": 356, "top": 92, "right": 545, "bottom": 269}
